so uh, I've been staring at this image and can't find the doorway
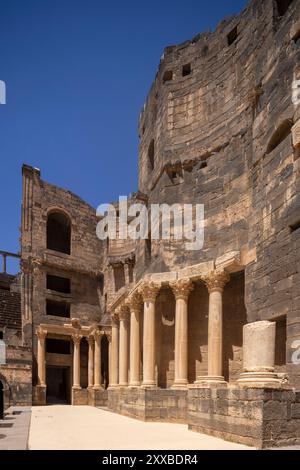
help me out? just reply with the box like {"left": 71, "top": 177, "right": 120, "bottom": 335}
{"left": 46, "top": 366, "right": 71, "bottom": 404}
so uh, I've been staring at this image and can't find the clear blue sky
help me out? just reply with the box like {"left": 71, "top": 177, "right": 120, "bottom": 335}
{"left": 0, "top": 0, "right": 248, "bottom": 270}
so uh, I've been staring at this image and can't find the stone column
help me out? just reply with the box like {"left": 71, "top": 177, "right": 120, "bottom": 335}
{"left": 170, "top": 279, "right": 194, "bottom": 388}
{"left": 238, "top": 321, "right": 282, "bottom": 387}
{"left": 37, "top": 327, "right": 46, "bottom": 386}
{"left": 196, "top": 271, "right": 230, "bottom": 385}
{"left": 129, "top": 294, "right": 143, "bottom": 387}
{"left": 93, "top": 330, "right": 103, "bottom": 389}
{"left": 139, "top": 282, "right": 160, "bottom": 388}
{"left": 88, "top": 335, "right": 94, "bottom": 389}
{"left": 72, "top": 333, "right": 82, "bottom": 389}
{"left": 118, "top": 306, "right": 129, "bottom": 387}
{"left": 109, "top": 313, "right": 119, "bottom": 388}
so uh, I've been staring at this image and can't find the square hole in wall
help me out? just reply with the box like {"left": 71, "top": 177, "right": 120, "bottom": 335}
{"left": 182, "top": 63, "right": 191, "bottom": 77}
{"left": 163, "top": 70, "right": 173, "bottom": 83}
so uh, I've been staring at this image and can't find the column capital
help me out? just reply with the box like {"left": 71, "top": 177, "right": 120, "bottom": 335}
{"left": 111, "top": 312, "right": 119, "bottom": 326}
{"left": 72, "top": 333, "right": 83, "bottom": 345}
{"left": 138, "top": 281, "right": 160, "bottom": 303}
{"left": 87, "top": 335, "right": 95, "bottom": 347}
{"left": 170, "top": 278, "right": 194, "bottom": 301}
{"left": 127, "top": 293, "right": 143, "bottom": 313}
{"left": 203, "top": 270, "right": 230, "bottom": 293}
{"left": 94, "top": 328, "right": 103, "bottom": 340}
{"left": 118, "top": 305, "right": 130, "bottom": 321}
{"left": 36, "top": 327, "right": 47, "bottom": 341}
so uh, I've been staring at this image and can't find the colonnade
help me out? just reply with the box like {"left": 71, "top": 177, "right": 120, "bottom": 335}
{"left": 108, "top": 270, "right": 230, "bottom": 388}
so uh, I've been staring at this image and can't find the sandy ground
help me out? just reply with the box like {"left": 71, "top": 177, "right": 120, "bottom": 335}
{"left": 28, "top": 405, "right": 254, "bottom": 450}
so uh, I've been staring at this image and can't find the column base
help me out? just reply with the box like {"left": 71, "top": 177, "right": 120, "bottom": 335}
{"left": 93, "top": 385, "right": 104, "bottom": 391}
{"left": 108, "top": 384, "right": 119, "bottom": 389}
{"left": 237, "top": 371, "right": 282, "bottom": 388}
{"left": 194, "top": 376, "right": 227, "bottom": 387}
{"left": 172, "top": 381, "right": 188, "bottom": 389}
{"left": 129, "top": 382, "right": 141, "bottom": 388}
{"left": 141, "top": 382, "right": 157, "bottom": 388}
{"left": 118, "top": 383, "right": 129, "bottom": 388}
{"left": 72, "top": 385, "right": 82, "bottom": 390}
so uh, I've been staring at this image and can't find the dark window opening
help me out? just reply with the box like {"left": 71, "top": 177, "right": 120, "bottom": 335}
{"left": 142, "top": 124, "right": 146, "bottom": 135}
{"left": 182, "top": 63, "right": 191, "bottom": 77}
{"left": 163, "top": 70, "right": 173, "bottom": 83}
{"left": 99, "top": 273, "right": 104, "bottom": 295}
{"left": 113, "top": 265, "right": 125, "bottom": 292}
{"left": 202, "top": 45, "right": 209, "bottom": 57}
{"left": 275, "top": 0, "right": 294, "bottom": 17}
{"left": 145, "top": 237, "right": 152, "bottom": 264}
{"left": 46, "top": 275, "right": 70, "bottom": 294}
{"left": 128, "top": 263, "right": 134, "bottom": 283}
{"left": 290, "top": 219, "right": 300, "bottom": 233}
{"left": 266, "top": 120, "right": 293, "bottom": 154}
{"left": 46, "top": 299, "right": 70, "bottom": 318}
{"left": 148, "top": 139, "right": 155, "bottom": 171}
{"left": 200, "top": 161, "right": 208, "bottom": 169}
{"left": 227, "top": 26, "right": 238, "bottom": 46}
{"left": 274, "top": 316, "right": 287, "bottom": 367}
{"left": 47, "top": 212, "right": 71, "bottom": 255}
{"left": 0, "top": 331, "right": 3, "bottom": 340}
{"left": 46, "top": 338, "right": 70, "bottom": 355}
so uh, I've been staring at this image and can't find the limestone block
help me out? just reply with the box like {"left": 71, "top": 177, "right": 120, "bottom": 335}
{"left": 292, "top": 120, "right": 300, "bottom": 149}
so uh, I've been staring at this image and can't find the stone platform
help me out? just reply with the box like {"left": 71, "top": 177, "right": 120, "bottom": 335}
{"left": 106, "top": 385, "right": 300, "bottom": 449}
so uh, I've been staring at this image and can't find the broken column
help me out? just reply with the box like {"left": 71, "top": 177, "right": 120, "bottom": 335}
{"left": 238, "top": 320, "right": 282, "bottom": 387}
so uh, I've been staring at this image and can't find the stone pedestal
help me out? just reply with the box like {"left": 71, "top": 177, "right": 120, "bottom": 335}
{"left": 238, "top": 321, "right": 282, "bottom": 387}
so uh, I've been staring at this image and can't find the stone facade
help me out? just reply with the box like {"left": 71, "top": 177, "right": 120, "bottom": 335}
{"left": 0, "top": 0, "right": 300, "bottom": 448}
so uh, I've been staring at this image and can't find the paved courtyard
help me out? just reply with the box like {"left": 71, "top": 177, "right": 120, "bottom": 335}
{"left": 28, "top": 405, "right": 253, "bottom": 450}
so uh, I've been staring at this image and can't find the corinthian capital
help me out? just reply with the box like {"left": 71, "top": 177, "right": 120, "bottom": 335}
{"left": 127, "top": 293, "right": 143, "bottom": 313}
{"left": 111, "top": 312, "right": 119, "bottom": 326}
{"left": 203, "top": 270, "right": 230, "bottom": 293}
{"left": 118, "top": 305, "right": 129, "bottom": 322}
{"left": 170, "top": 278, "right": 194, "bottom": 301}
{"left": 72, "top": 333, "right": 83, "bottom": 345}
{"left": 138, "top": 281, "right": 160, "bottom": 303}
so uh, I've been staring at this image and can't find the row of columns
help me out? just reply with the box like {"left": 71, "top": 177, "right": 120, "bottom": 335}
{"left": 37, "top": 328, "right": 110, "bottom": 390}
{"left": 109, "top": 270, "right": 230, "bottom": 388}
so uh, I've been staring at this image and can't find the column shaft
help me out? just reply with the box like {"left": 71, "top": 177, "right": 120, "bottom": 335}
{"left": 88, "top": 337, "right": 94, "bottom": 388}
{"left": 174, "top": 297, "right": 189, "bottom": 386}
{"left": 207, "top": 290, "right": 223, "bottom": 377}
{"left": 130, "top": 308, "right": 141, "bottom": 386}
{"left": 143, "top": 299, "right": 156, "bottom": 387}
{"left": 72, "top": 335, "right": 81, "bottom": 389}
{"left": 94, "top": 333, "right": 102, "bottom": 389}
{"left": 119, "top": 313, "right": 129, "bottom": 386}
{"left": 109, "top": 317, "right": 119, "bottom": 387}
{"left": 37, "top": 331, "right": 46, "bottom": 386}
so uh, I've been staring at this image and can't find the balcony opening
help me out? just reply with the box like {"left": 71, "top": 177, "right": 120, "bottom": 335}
{"left": 47, "top": 211, "right": 71, "bottom": 255}
{"left": 46, "top": 274, "right": 70, "bottom": 294}
{"left": 274, "top": 316, "right": 287, "bottom": 369}
{"left": 227, "top": 26, "right": 238, "bottom": 46}
{"left": 266, "top": 119, "right": 293, "bottom": 154}
{"left": 113, "top": 264, "right": 125, "bottom": 292}
{"left": 46, "top": 299, "right": 70, "bottom": 318}
{"left": 182, "top": 63, "right": 191, "bottom": 77}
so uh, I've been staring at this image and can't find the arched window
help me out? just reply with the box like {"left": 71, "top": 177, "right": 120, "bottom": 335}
{"left": 148, "top": 139, "right": 155, "bottom": 171}
{"left": 47, "top": 211, "right": 71, "bottom": 255}
{"left": 275, "top": 0, "right": 294, "bottom": 17}
{"left": 266, "top": 119, "right": 293, "bottom": 154}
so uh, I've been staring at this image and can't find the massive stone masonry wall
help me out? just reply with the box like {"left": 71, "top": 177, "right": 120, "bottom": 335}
{"left": 135, "top": 0, "right": 300, "bottom": 386}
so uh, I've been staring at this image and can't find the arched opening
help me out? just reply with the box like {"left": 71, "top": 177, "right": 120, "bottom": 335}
{"left": 101, "top": 335, "right": 109, "bottom": 389}
{"left": 47, "top": 211, "right": 71, "bottom": 254}
{"left": 0, "top": 380, "right": 4, "bottom": 420}
{"left": 266, "top": 119, "right": 293, "bottom": 154}
{"left": 148, "top": 139, "right": 155, "bottom": 171}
